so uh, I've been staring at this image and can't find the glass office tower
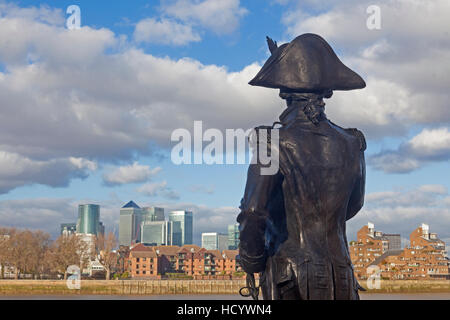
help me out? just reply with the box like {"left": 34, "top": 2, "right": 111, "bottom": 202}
{"left": 227, "top": 223, "right": 240, "bottom": 250}
{"left": 60, "top": 223, "right": 77, "bottom": 236}
{"left": 169, "top": 211, "right": 193, "bottom": 246}
{"left": 141, "top": 221, "right": 168, "bottom": 246}
{"left": 141, "top": 207, "right": 165, "bottom": 222}
{"left": 202, "top": 232, "right": 228, "bottom": 251}
{"left": 119, "top": 201, "right": 142, "bottom": 247}
{"left": 76, "top": 204, "right": 100, "bottom": 235}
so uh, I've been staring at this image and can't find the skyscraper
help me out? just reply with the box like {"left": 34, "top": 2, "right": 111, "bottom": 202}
{"left": 60, "top": 223, "right": 77, "bottom": 236}
{"left": 202, "top": 232, "right": 228, "bottom": 251}
{"left": 169, "top": 211, "right": 193, "bottom": 246}
{"left": 119, "top": 201, "right": 142, "bottom": 247}
{"left": 228, "top": 223, "right": 240, "bottom": 250}
{"left": 76, "top": 204, "right": 100, "bottom": 235}
{"left": 141, "top": 207, "right": 165, "bottom": 222}
{"left": 141, "top": 220, "right": 179, "bottom": 246}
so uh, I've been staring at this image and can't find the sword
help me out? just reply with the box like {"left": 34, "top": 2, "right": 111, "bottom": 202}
{"left": 239, "top": 272, "right": 261, "bottom": 300}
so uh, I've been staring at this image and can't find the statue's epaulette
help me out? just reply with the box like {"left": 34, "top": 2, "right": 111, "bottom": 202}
{"left": 345, "top": 128, "right": 367, "bottom": 151}
{"left": 328, "top": 120, "right": 366, "bottom": 151}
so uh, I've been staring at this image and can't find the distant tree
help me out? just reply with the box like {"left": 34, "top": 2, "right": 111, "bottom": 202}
{"left": 49, "top": 234, "right": 89, "bottom": 280}
{"left": 117, "top": 245, "right": 130, "bottom": 274}
{"left": 96, "top": 232, "right": 118, "bottom": 280}
{"left": 0, "top": 227, "right": 14, "bottom": 279}
{"left": 0, "top": 228, "right": 51, "bottom": 279}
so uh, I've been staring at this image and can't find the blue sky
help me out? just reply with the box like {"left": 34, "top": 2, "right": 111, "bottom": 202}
{"left": 0, "top": 0, "right": 449, "bottom": 248}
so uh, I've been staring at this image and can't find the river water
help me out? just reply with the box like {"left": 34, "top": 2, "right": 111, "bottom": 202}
{"left": 0, "top": 293, "right": 449, "bottom": 300}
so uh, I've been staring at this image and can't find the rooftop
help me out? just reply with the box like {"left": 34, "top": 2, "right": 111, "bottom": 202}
{"left": 122, "top": 201, "right": 140, "bottom": 209}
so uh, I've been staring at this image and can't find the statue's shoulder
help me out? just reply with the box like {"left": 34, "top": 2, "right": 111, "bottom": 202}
{"left": 329, "top": 120, "right": 366, "bottom": 151}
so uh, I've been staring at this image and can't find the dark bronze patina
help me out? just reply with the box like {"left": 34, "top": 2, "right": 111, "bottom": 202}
{"left": 238, "top": 34, "right": 367, "bottom": 300}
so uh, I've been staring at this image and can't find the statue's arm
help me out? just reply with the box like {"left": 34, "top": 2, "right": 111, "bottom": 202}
{"left": 237, "top": 163, "right": 283, "bottom": 273}
{"left": 346, "top": 151, "right": 366, "bottom": 221}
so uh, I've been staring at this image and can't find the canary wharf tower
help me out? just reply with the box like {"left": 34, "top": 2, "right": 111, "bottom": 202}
{"left": 169, "top": 210, "right": 193, "bottom": 246}
{"left": 76, "top": 204, "right": 100, "bottom": 235}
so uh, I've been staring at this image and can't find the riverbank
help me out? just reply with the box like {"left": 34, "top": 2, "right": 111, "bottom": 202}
{"left": 0, "top": 279, "right": 449, "bottom": 296}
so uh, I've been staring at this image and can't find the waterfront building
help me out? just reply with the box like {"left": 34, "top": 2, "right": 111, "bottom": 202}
{"left": 384, "top": 233, "right": 401, "bottom": 251}
{"left": 169, "top": 211, "right": 193, "bottom": 246}
{"left": 119, "top": 201, "right": 142, "bottom": 247}
{"left": 350, "top": 223, "right": 450, "bottom": 280}
{"left": 128, "top": 243, "right": 160, "bottom": 278}
{"left": 227, "top": 223, "right": 240, "bottom": 250}
{"left": 127, "top": 244, "right": 243, "bottom": 279}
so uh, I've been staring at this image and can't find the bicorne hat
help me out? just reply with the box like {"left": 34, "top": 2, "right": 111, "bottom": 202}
{"left": 249, "top": 33, "right": 366, "bottom": 93}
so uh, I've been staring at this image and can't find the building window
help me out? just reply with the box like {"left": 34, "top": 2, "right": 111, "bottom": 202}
{"left": 143, "top": 258, "right": 146, "bottom": 261}
{"left": 136, "top": 271, "right": 140, "bottom": 275}
{"left": 143, "top": 271, "right": 146, "bottom": 275}
{"left": 136, "top": 264, "right": 140, "bottom": 269}
{"left": 136, "top": 258, "right": 140, "bottom": 262}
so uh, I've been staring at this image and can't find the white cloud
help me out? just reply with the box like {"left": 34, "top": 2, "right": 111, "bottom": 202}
{"left": 279, "top": 0, "right": 450, "bottom": 142}
{"left": 408, "top": 127, "right": 450, "bottom": 159}
{"left": 418, "top": 184, "right": 448, "bottom": 195}
{"left": 134, "top": 18, "right": 201, "bottom": 45}
{"left": 137, "top": 181, "right": 180, "bottom": 200}
{"left": 188, "top": 184, "right": 215, "bottom": 194}
{"left": 160, "top": 0, "right": 248, "bottom": 35}
{"left": 368, "top": 127, "right": 450, "bottom": 173}
{"left": 0, "top": 198, "right": 77, "bottom": 237}
{"left": 103, "top": 162, "right": 162, "bottom": 186}
{"left": 0, "top": 3, "right": 279, "bottom": 193}
{"left": 0, "top": 151, "right": 96, "bottom": 193}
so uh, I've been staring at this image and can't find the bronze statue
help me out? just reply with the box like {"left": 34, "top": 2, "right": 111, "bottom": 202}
{"left": 238, "top": 33, "right": 367, "bottom": 300}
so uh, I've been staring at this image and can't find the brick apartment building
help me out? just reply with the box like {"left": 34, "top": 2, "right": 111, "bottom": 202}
{"left": 350, "top": 222, "right": 391, "bottom": 278}
{"left": 128, "top": 243, "right": 242, "bottom": 279}
{"left": 129, "top": 243, "right": 159, "bottom": 278}
{"left": 350, "top": 223, "right": 450, "bottom": 280}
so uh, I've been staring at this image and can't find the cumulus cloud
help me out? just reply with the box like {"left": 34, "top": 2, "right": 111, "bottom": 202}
{"left": 134, "top": 18, "right": 201, "bottom": 45}
{"left": 137, "top": 181, "right": 180, "bottom": 200}
{"left": 160, "top": 0, "right": 248, "bottom": 35}
{"left": 368, "top": 127, "right": 450, "bottom": 173}
{"left": 0, "top": 3, "right": 279, "bottom": 193}
{"left": 347, "top": 184, "right": 450, "bottom": 250}
{"left": 188, "top": 184, "right": 215, "bottom": 194}
{"left": 132, "top": 0, "right": 248, "bottom": 46}
{"left": 103, "top": 162, "right": 162, "bottom": 186}
{"left": 0, "top": 198, "right": 77, "bottom": 238}
{"left": 279, "top": 0, "right": 450, "bottom": 143}
{"left": 0, "top": 151, "right": 96, "bottom": 193}
{"left": 1, "top": 0, "right": 448, "bottom": 194}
